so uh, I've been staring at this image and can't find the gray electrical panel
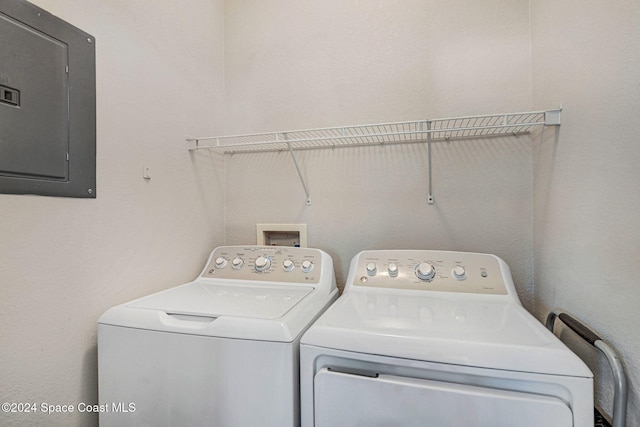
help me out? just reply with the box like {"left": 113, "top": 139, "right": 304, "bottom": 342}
{"left": 0, "top": 0, "right": 96, "bottom": 198}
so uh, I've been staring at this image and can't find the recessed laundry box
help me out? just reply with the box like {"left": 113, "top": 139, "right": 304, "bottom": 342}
{"left": 300, "top": 250, "right": 594, "bottom": 427}
{"left": 98, "top": 245, "right": 338, "bottom": 427}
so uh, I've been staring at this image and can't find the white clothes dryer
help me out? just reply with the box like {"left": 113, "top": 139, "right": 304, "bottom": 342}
{"left": 98, "top": 245, "right": 338, "bottom": 427}
{"left": 300, "top": 250, "right": 593, "bottom": 427}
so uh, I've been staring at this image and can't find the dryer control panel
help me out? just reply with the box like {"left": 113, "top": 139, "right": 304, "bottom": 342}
{"left": 201, "top": 246, "right": 323, "bottom": 284}
{"left": 350, "top": 250, "right": 509, "bottom": 295}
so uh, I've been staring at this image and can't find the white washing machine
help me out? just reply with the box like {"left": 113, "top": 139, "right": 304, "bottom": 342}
{"left": 300, "top": 250, "right": 594, "bottom": 427}
{"left": 98, "top": 245, "right": 338, "bottom": 427}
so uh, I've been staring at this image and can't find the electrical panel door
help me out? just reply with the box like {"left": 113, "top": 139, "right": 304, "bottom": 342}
{"left": 0, "top": 0, "right": 95, "bottom": 198}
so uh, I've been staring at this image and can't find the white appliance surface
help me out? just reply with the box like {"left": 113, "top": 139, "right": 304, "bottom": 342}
{"left": 303, "top": 291, "right": 588, "bottom": 376}
{"left": 314, "top": 368, "right": 572, "bottom": 427}
{"left": 300, "top": 250, "right": 593, "bottom": 427}
{"left": 98, "top": 245, "right": 338, "bottom": 427}
{"left": 127, "top": 282, "right": 312, "bottom": 319}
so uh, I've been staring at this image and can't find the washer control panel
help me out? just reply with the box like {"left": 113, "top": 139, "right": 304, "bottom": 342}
{"left": 202, "top": 246, "right": 321, "bottom": 284}
{"left": 351, "top": 250, "right": 508, "bottom": 295}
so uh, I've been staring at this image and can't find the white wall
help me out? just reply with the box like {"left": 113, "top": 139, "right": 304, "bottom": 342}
{"left": 0, "top": 1, "right": 225, "bottom": 426}
{"left": 223, "top": 0, "right": 536, "bottom": 306}
{"left": 3, "top": 0, "right": 638, "bottom": 425}
{"left": 225, "top": 0, "right": 640, "bottom": 421}
{"left": 224, "top": 0, "right": 532, "bottom": 132}
{"left": 532, "top": 0, "right": 640, "bottom": 423}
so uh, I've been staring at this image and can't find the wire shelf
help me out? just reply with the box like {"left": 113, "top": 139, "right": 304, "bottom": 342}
{"left": 187, "top": 109, "right": 561, "bottom": 153}
{"left": 186, "top": 108, "right": 561, "bottom": 205}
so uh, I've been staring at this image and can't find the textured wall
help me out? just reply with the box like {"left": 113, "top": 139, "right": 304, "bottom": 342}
{"left": 225, "top": 140, "right": 535, "bottom": 304}
{"left": 223, "top": 0, "right": 532, "bottom": 132}
{"left": 0, "top": 1, "right": 226, "bottom": 426}
{"left": 532, "top": 0, "right": 640, "bottom": 423}
{"left": 5, "top": 0, "right": 638, "bottom": 425}
{"left": 223, "top": 0, "right": 536, "bottom": 306}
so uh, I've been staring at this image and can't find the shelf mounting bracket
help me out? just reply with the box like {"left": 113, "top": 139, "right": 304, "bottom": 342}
{"left": 426, "top": 120, "right": 434, "bottom": 204}
{"left": 283, "top": 134, "right": 311, "bottom": 206}
{"left": 544, "top": 107, "right": 562, "bottom": 126}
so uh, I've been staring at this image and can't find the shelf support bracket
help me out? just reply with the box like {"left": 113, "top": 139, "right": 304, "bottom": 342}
{"left": 544, "top": 107, "right": 562, "bottom": 126}
{"left": 284, "top": 136, "right": 311, "bottom": 206}
{"left": 426, "top": 120, "right": 434, "bottom": 204}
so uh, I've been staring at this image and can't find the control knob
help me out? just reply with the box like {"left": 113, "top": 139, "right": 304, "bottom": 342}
{"left": 254, "top": 256, "right": 272, "bottom": 272}
{"left": 452, "top": 265, "right": 466, "bottom": 280}
{"left": 415, "top": 262, "right": 436, "bottom": 281}
{"left": 232, "top": 257, "right": 244, "bottom": 269}
{"left": 215, "top": 257, "right": 227, "bottom": 269}
{"left": 387, "top": 263, "right": 399, "bottom": 277}
{"left": 366, "top": 262, "right": 377, "bottom": 276}
{"left": 301, "top": 260, "right": 314, "bottom": 273}
{"left": 282, "top": 259, "right": 295, "bottom": 272}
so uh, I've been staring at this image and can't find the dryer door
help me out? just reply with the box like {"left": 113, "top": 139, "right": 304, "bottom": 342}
{"left": 314, "top": 368, "right": 573, "bottom": 427}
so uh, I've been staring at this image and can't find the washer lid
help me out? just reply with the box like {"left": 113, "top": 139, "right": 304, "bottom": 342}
{"left": 301, "top": 291, "right": 592, "bottom": 377}
{"left": 98, "top": 280, "right": 329, "bottom": 342}
{"left": 128, "top": 282, "right": 313, "bottom": 319}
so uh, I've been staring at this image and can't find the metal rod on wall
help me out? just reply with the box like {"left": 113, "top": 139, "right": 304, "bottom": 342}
{"left": 283, "top": 134, "right": 312, "bottom": 206}
{"left": 427, "top": 120, "right": 434, "bottom": 204}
